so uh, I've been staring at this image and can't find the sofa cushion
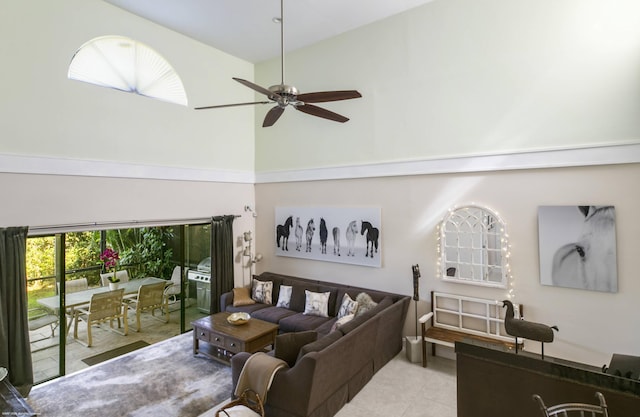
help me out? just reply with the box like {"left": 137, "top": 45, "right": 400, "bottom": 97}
{"left": 278, "top": 312, "right": 332, "bottom": 333}
{"left": 275, "top": 285, "right": 292, "bottom": 308}
{"left": 317, "top": 285, "right": 339, "bottom": 317}
{"left": 337, "top": 293, "right": 358, "bottom": 319}
{"left": 226, "top": 303, "right": 270, "bottom": 314}
{"left": 233, "top": 287, "right": 256, "bottom": 307}
{"left": 252, "top": 280, "right": 273, "bottom": 305}
{"left": 296, "top": 330, "right": 342, "bottom": 362}
{"left": 251, "top": 306, "right": 297, "bottom": 323}
{"left": 314, "top": 317, "right": 338, "bottom": 337}
{"left": 303, "top": 290, "right": 331, "bottom": 317}
{"left": 289, "top": 284, "right": 319, "bottom": 312}
{"left": 274, "top": 330, "right": 318, "bottom": 367}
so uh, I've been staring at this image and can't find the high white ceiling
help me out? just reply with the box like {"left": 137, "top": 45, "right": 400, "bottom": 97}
{"left": 103, "top": 0, "right": 434, "bottom": 63}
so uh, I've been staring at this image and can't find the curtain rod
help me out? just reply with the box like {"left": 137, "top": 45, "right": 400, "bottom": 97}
{"left": 27, "top": 215, "right": 242, "bottom": 237}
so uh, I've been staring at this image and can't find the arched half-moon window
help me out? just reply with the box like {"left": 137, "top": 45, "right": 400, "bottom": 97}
{"left": 68, "top": 36, "right": 188, "bottom": 106}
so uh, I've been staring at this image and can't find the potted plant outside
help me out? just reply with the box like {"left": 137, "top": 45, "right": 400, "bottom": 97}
{"left": 100, "top": 248, "right": 120, "bottom": 290}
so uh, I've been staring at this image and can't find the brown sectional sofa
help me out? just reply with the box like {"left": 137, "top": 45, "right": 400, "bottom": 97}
{"left": 221, "top": 271, "right": 411, "bottom": 417}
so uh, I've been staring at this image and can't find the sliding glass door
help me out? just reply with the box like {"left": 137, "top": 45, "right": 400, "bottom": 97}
{"left": 26, "top": 222, "right": 211, "bottom": 384}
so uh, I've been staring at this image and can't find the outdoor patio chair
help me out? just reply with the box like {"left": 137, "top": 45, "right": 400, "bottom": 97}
{"left": 73, "top": 288, "right": 128, "bottom": 347}
{"left": 56, "top": 277, "right": 89, "bottom": 333}
{"left": 126, "top": 281, "right": 169, "bottom": 332}
{"left": 100, "top": 270, "right": 130, "bottom": 287}
{"left": 28, "top": 307, "right": 59, "bottom": 342}
{"left": 164, "top": 266, "right": 187, "bottom": 305}
{"left": 532, "top": 392, "right": 609, "bottom": 417}
{"left": 56, "top": 277, "right": 88, "bottom": 294}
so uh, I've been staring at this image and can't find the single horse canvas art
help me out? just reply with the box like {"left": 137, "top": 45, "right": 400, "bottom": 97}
{"left": 275, "top": 207, "right": 381, "bottom": 267}
{"left": 276, "top": 216, "right": 293, "bottom": 251}
{"left": 538, "top": 205, "right": 618, "bottom": 292}
{"left": 360, "top": 221, "right": 379, "bottom": 258}
{"left": 294, "top": 217, "right": 303, "bottom": 251}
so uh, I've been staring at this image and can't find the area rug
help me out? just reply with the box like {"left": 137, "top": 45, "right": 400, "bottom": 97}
{"left": 27, "top": 332, "right": 231, "bottom": 417}
{"left": 82, "top": 340, "right": 150, "bottom": 366}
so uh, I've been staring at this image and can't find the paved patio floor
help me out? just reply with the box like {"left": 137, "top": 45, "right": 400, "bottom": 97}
{"left": 29, "top": 299, "right": 207, "bottom": 383}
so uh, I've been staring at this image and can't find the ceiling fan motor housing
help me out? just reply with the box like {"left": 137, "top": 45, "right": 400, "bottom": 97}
{"left": 269, "top": 84, "right": 298, "bottom": 105}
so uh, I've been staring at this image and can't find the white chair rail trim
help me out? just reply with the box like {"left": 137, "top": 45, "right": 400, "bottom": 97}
{"left": 0, "top": 142, "right": 637, "bottom": 184}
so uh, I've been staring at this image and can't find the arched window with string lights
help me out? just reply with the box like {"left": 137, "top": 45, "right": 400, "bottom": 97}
{"left": 438, "top": 205, "right": 511, "bottom": 288}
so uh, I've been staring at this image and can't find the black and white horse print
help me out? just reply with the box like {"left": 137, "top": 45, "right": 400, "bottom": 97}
{"left": 552, "top": 206, "right": 617, "bottom": 292}
{"left": 305, "top": 219, "right": 315, "bottom": 252}
{"left": 332, "top": 227, "right": 341, "bottom": 256}
{"left": 345, "top": 220, "right": 358, "bottom": 256}
{"left": 276, "top": 216, "right": 293, "bottom": 251}
{"left": 294, "top": 217, "right": 304, "bottom": 251}
{"left": 360, "top": 220, "right": 379, "bottom": 258}
{"left": 319, "top": 218, "right": 328, "bottom": 254}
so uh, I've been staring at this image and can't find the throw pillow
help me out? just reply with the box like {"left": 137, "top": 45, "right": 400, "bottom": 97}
{"left": 233, "top": 287, "right": 256, "bottom": 307}
{"left": 274, "top": 330, "right": 318, "bottom": 367}
{"left": 303, "top": 290, "right": 330, "bottom": 317}
{"left": 331, "top": 313, "right": 355, "bottom": 332}
{"left": 336, "top": 293, "right": 358, "bottom": 319}
{"left": 355, "top": 292, "right": 378, "bottom": 317}
{"left": 252, "top": 280, "right": 273, "bottom": 304}
{"left": 276, "top": 285, "right": 293, "bottom": 308}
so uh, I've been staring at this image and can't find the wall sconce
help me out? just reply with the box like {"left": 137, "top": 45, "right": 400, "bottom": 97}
{"left": 243, "top": 231, "right": 262, "bottom": 265}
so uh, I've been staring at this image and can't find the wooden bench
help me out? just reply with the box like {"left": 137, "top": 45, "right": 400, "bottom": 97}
{"left": 419, "top": 291, "right": 523, "bottom": 367}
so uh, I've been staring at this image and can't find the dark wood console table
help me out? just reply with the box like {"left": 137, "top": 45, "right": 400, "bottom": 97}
{"left": 192, "top": 312, "right": 278, "bottom": 363}
{"left": 0, "top": 379, "right": 37, "bottom": 416}
{"left": 456, "top": 341, "right": 640, "bottom": 417}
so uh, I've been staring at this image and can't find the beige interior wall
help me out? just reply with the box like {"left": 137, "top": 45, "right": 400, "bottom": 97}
{"left": 254, "top": 163, "right": 640, "bottom": 366}
{"left": 0, "top": 172, "right": 256, "bottom": 285}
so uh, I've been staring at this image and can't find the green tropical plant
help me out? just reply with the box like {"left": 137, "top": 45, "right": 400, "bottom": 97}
{"left": 107, "top": 227, "right": 175, "bottom": 279}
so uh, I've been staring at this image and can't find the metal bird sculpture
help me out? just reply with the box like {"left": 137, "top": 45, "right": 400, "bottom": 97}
{"left": 503, "top": 300, "right": 558, "bottom": 360}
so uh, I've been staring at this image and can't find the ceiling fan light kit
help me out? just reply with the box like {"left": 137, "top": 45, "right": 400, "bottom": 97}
{"left": 195, "top": 0, "right": 362, "bottom": 127}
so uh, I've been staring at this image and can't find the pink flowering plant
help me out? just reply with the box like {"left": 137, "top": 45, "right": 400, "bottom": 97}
{"left": 100, "top": 248, "right": 120, "bottom": 282}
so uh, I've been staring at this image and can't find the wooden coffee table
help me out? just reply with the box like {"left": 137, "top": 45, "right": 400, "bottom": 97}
{"left": 192, "top": 312, "right": 279, "bottom": 362}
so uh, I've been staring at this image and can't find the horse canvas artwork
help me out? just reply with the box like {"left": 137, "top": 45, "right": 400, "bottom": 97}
{"left": 360, "top": 221, "right": 379, "bottom": 258}
{"left": 538, "top": 205, "right": 618, "bottom": 292}
{"left": 319, "top": 218, "right": 328, "bottom": 254}
{"left": 305, "top": 219, "right": 315, "bottom": 252}
{"left": 294, "top": 217, "right": 303, "bottom": 251}
{"left": 346, "top": 221, "right": 358, "bottom": 257}
{"left": 275, "top": 207, "right": 381, "bottom": 267}
{"left": 276, "top": 216, "right": 293, "bottom": 251}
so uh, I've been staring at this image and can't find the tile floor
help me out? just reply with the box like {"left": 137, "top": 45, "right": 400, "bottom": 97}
{"left": 334, "top": 351, "right": 457, "bottom": 417}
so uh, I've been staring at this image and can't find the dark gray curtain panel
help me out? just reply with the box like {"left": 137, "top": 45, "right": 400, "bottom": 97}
{"left": 0, "top": 226, "right": 33, "bottom": 396}
{"left": 210, "top": 216, "right": 235, "bottom": 314}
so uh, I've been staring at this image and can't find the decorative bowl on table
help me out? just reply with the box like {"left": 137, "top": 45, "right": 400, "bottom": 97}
{"left": 227, "top": 312, "right": 251, "bottom": 325}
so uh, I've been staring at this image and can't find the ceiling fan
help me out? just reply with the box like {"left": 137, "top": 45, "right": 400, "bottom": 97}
{"left": 195, "top": 0, "right": 362, "bottom": 127}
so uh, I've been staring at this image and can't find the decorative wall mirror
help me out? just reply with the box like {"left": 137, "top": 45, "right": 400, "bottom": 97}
{"left": 438, "top": 205, "right": 509, "bottom": 288}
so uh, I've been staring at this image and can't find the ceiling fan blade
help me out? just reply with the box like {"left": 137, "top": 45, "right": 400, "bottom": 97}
{"left": 233, "top": 77, "right": 281, "bottom": 100}
{"left": 296, "top": 90, "right": 362, "bottom": 103}
{"left": 295, "top": 104, "right": 349, "bottom": 123}
{"left": 195, "top": 101, "right": 270, "bottom": 110}
{"left": 263, "top": 106, "right": 285, "bottom": 127}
